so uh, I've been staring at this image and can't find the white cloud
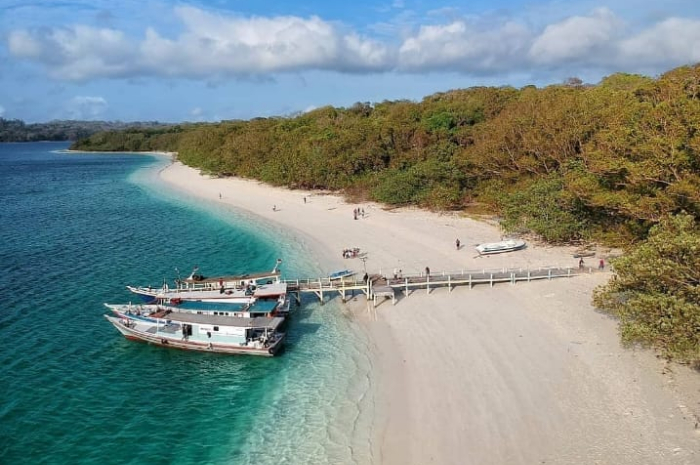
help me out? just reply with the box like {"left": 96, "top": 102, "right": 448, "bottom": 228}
{"left": 5, "top": 6, "right": 389, "bottom": 81}
{"left": 398, "top": 20, "right": 532, "bottom": 72}
{"left": 67, "top": 96, "right": 108, "bottom": 120}
{"left": 4, "top": 5, "right": 700, "bottom": 81}
{"left": 528, "top": 8, "right": 620, "bottom": 64}
{"left": 8, "top": 26, "right": 133, "bottom": 80}
{"left": 7, "top": 30, "right": 43, "bottom": 57}
{"left": 617, "top": 18, "right": 700, "bottom": 67}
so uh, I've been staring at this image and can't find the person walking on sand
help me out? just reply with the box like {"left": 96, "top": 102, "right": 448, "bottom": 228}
{"left": 599, "top": 258, "right": 605, "bottom": 270}
{"left": 272, "top": 205, "right": 277, "bottom": 212}
{"left": 455, "top": 238, "right": 460, "bottom": 250}
{"left": 579, "top": 258, "right": 584, "bottom": 270}
{"left": 304, "top": 196, "right": 307, "bottom": 204}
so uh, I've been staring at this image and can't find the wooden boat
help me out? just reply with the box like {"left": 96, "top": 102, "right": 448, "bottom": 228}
{"left": 329, "top": 269, "right": 356, "bottom": 280}
{"left": 104, "top": 311, "right": 286, "bottom": 356}
{"left": 475, "top": 239, "right": 526, "bottom": 255}
{"left": 127, "top": 260, "right": 283, "bottom": 303}
{"left": 128, "top": 282, "right": 287, "bottom": 304}
{"left": 105, "top": 293, "right": 291, "bottom": 323}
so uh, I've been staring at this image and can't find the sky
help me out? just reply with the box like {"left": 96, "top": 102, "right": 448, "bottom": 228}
{"left": 1, "top": 0, "right": 699, "bottom": 123}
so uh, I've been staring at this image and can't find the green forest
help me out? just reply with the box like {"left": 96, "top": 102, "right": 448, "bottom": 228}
{"left": 72, "top": 64, "right": 700, "bottom": 364}
{"left": 0, "top": 118, "right": 169, "bottom": 142}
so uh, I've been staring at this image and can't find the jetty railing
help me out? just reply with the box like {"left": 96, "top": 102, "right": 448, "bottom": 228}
{"left": 284, "top": 265, "right": 595, "bottom": 305}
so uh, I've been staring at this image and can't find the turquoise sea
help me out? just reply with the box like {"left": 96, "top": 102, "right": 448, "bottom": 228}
{"left": 0, "top": 142, "right": 374, "bottom": 465}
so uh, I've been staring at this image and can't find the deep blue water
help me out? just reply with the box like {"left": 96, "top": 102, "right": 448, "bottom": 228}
{"left": 0, "top": 143, "right": 373, "bottom": 465}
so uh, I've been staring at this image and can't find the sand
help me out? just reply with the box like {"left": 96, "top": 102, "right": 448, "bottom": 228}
{"left": 160, "top": 160, "right": 700, "bottom": 465}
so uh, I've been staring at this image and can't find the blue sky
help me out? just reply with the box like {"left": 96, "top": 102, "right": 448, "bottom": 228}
{"left": 1, "top": 0, "right": 699, "bottom": 122}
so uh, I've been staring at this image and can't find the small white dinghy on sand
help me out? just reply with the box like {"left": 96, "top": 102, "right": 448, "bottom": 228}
{"left": 475, "top": 239, "right": 526, "bottom": 255}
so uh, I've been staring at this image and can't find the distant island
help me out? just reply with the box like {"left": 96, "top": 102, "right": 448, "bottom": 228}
{"left": 0, "top": 118, "right": 171, "bottom": 142}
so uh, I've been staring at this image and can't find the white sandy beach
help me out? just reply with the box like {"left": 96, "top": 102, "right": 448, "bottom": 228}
{"left": 160, "top": 160, "right": 700, "bottom": 465}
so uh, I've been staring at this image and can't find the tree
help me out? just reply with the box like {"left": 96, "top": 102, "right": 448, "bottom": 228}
{"left": 593, "top": 213, "right": 700, "bottom": 364}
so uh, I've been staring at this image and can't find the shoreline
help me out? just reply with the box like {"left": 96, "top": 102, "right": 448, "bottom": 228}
{"left": 159, "top": 161, "right": 700, "bottom": 464}
{"left": 64, "top": 148, "right": 176, "bottom": 158}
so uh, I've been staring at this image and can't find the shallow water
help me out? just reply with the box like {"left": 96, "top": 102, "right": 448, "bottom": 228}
{"left": 0, "top": 142, "right": 374, "bottom": 465}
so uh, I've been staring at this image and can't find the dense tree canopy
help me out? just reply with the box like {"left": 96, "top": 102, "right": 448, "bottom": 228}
{"left": 594, "top": 214, "right": 700, "bottom": 364}
{"left": 72, "top": 64, "right": 700, "bottom": 245}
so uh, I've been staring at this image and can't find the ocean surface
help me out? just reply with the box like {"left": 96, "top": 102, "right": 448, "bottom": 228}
{"left": 0, "top": 142, "right": 374, "bottom": 465}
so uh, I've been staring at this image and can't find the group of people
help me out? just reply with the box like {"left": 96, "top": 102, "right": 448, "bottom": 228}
{"left": 353, "top": 207, "right": 365, "bottom": 220}
{"left": 342, "top": 248, "right": 360, "bottom": 258}
{"left": 579, "top": 258, "right": 606, "bottom": 270}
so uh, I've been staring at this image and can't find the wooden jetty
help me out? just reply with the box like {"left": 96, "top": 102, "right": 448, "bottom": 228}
{"left": 284, "top": 266, "right": 594, "bottom": 306}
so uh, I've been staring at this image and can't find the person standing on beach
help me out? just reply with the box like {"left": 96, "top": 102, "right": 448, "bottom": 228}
{"left": 599, "top": 258, "right": 605, "bottom": 270}
{"left": 304, "top": 196, "right": 307, "bottom": 204}
{"left": 579, "top": 258, "right": 584, "bottom": 270}
{"left": 455, "top": 238, "right": 460, "bottom": 250}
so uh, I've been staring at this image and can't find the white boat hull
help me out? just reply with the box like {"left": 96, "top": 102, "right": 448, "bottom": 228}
{"left": 105, "top": 315, "right": 285, "bottom": 356}
{"left": 475, "top": 240, "right": 526, "bottom": 255}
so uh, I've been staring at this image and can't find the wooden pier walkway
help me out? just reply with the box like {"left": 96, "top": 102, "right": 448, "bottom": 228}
{"left": 284, "top": 266, "right": 594, "bottom": 305}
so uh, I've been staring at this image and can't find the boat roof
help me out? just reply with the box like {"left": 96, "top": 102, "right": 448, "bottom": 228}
{"left": 174, "top": 300, "right": 251, "bottom": 312}
{"left": 172, "top": 299, "right": 279, "bottom": 313}
{"left": 253, "top": 282, "right": 287, "bottom": 297}
{"left": 161, "top": 312, "right": 285, "bottom": 329}
{"left": 184, "top": 270, "right": 280, "bottom": 284}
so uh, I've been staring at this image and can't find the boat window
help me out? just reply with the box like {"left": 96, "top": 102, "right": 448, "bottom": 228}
{"left": 213, "top": 326, "right": 219, "bottom": 331}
